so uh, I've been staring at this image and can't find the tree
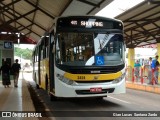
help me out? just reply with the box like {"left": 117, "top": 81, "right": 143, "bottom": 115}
{"left": 14, "top": 47, "right": 33, "bottom": 60}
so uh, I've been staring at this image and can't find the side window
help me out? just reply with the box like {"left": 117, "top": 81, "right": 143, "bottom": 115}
{"left": 51, "top": 33, "right": 55, "bottom": 54}
{"left": 42, "top": 39, "right": 45, "bottom": 59}
{"left": 40, "top": 37, "right": 49, "bottom": 59}
{"left": 37, "top": 46, "right": 39, "bottom": 61}
{"left": 45, "top": 36, "right": 49, "bottom": 58}
{"left": 56, "top": 35, "right": 61, "bottom": 63}
{"left": 33, "top": 51, "right": 35, "bottom": 62}
{"left": 41, "top": 48, "right": 43, "bottom": 60}
{"left": 51, "top": 34, "right": 54, "bottom": 43}
{"left": 35, "top": 48, "right": 37, "bottom": 62}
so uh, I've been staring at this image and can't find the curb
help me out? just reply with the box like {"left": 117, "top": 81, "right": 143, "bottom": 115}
{"left": 126, "top": 82, "right": 160, "bottom": 94}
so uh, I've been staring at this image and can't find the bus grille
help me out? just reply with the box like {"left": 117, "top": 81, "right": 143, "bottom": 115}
{"left": 75, "top": 80, "right": 113, "bottom": 83}
{"left": 75, "top": 88, "right": 115, "bottom": 95}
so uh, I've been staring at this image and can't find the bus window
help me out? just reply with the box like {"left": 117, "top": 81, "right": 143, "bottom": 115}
{"left": 56, "top": 32, "right": 93, "bottom": 66}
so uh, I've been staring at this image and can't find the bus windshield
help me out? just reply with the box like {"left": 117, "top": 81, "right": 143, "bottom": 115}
{"left": 56, "top": 32, "right": 124, "bottom": 66}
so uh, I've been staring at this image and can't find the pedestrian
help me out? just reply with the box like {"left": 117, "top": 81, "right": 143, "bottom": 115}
{"left": 151, "top": 55, "right": 159, "bottom": 84}
{"left": 0, "top": 61, "right": 11, "bottom": 88}
{"left": 134, "top": 60, "right": 141, "bottom": 81}
{"left": 154, "top": 60, "right": 159, "bottom": 84}
{"left": 11, "top": 59, "right": 21, "bottom": 87}
{"left": 148, "top": 57, "right": 152, "bottom": 84}
{"left": 148, "top": 57, "right": 152, "bottom": 65}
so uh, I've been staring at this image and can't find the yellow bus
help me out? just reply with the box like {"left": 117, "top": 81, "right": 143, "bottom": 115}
{"left": 32, "top": 16, "right": 126, "bottom": 101}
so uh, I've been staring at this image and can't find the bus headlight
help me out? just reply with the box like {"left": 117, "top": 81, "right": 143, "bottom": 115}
{"left": 57, "top": 74, "right": 74, "bottom": 85}
{"left": 112, "top": 73, "right": 125, "bottom": 84}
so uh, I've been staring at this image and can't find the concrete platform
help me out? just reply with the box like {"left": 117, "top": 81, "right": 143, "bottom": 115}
{"left": 0, "top": 72, "right": 38, "bottom": 120}
{"left": 126, "top": 81, "right": 160, "bottom": 94}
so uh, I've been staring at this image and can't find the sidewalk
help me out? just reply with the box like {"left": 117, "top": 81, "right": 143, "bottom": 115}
{"left": 126, "top": 81, "right": 160, "bottom": 94}
{"left": 0, "top": 73, "right": 38, "bottom": 120}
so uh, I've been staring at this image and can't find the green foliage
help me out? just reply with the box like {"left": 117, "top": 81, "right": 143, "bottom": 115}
{"left": 14, "top": 47, "right": 33, "bottom": 60}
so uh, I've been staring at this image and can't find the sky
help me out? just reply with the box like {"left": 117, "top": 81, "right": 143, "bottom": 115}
{"left": 96, "top": 0, "right": 144, "bottom": 18}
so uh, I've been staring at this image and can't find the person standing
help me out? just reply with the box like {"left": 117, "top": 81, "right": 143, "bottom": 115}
{"left": 0, "top": 61, "right": 11, "bottom": 88}
{"left": 148, "top": 57, "right": 152, "bottom": 65}
{"left": 148, "top": 57, "right": 152, "bottom": 84}
{"left": 11, "top": 59, "right": 21, "bottom": 87}
{"left": 151, "top": 55, "right": 159, "bottom": 84}
{"left": 155, "top": 60, "right": 159, "bottom": 84}
{"left": 134, "top": 60, "right": 141, "bottom": 81}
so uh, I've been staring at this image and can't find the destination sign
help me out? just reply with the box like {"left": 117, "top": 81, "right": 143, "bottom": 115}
{"left": 57, "top": 16, "right": 123, "bottom": 30}
{"left": 81, "top": 21, "right": 103, "bottom": 27}
{"left": 70, "top": 20, "right": 103, "bottom": 27}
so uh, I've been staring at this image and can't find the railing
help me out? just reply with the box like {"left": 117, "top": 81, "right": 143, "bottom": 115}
{"left": 125, "top": 65, "right": 159, "bottom": 85}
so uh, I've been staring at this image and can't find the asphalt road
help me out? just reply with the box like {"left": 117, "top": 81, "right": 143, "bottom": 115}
{"left": 22, "top": 72, "right": 160, "bottom": 120}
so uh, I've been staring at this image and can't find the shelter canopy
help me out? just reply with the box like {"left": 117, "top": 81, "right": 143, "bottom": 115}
{"left": 0, "top": 0, "right": 113, "bottom": 44}
{"left": 0, "top": 0, "right": 159, "bottom": 47}
{"left": 116, "top": 0, "right": 160, "bottom": 48}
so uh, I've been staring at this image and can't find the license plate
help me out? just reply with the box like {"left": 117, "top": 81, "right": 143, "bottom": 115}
{"left": 90, "top": 87, "right": 102, "bottom": 92}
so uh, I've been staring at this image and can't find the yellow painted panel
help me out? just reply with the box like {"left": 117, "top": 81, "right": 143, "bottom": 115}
{"left": 40, "top": 58, "right": 49, "bottom": 89}
{"left": 64, "top": 71, "right": 122, "bottom": 81}
{"left": 40, "top": 60, "right": 45, "bottom": 89}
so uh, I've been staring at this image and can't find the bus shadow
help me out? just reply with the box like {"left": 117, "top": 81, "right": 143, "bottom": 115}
{"left": 61, "top": 97, "right": 121, "bottom": 108}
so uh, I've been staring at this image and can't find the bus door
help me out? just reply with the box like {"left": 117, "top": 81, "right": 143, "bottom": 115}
{"left": 49, "top": 34, "right": 55, "bottom": 93}
{"left": 38, "top": 47, "right": 41, "bottom": 86}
